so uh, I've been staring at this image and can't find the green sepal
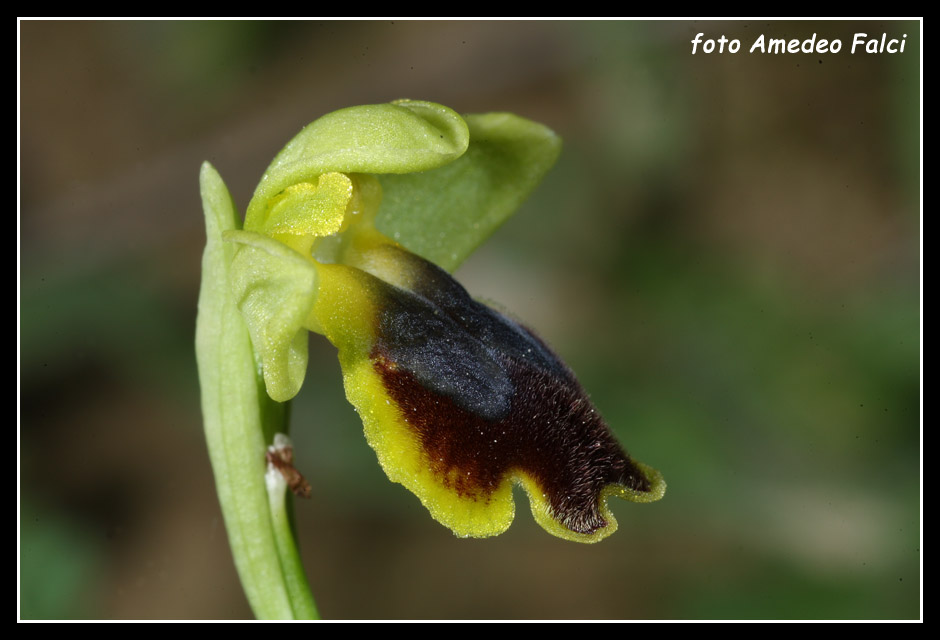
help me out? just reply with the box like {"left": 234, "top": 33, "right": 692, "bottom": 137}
{"left": 245, "top": 100, "right": 470, "bottom": 232}
{"left": 195, "top": 163, "right": 300, "bottom": 618}
{"left": 376, "top": 112, "right": 562, "bottom": 271}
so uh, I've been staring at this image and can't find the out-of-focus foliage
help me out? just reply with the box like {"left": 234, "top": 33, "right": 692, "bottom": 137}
{"left": 20, "top": 500, "right": 103, "bottom": 620}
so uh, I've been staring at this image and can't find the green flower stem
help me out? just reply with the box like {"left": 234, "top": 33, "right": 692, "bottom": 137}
{"left": 196, "top": 162, "right": 318, "bottom": 619}
{"left": 266, "top": 436, "right": 318, "bottom": 620}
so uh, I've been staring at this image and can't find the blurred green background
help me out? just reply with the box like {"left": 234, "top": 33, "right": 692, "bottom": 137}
{"left": 19, "top": 20, "right": 920, "bottom": 620}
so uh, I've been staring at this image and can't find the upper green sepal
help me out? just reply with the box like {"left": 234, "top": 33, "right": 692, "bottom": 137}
{"left": 243, "top": 101, "right": 561, "bottom": 272}
{"left": 245, "top": 101, "right": 470, "bottom": 232}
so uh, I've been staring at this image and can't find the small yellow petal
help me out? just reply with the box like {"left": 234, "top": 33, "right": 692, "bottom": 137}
{"left": 263, "top": 172, "right": 354, "bottom": 255}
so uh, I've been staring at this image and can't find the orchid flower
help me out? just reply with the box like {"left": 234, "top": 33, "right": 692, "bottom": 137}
{"left": 196, "top": 100, "right": 665, "bottom": 618}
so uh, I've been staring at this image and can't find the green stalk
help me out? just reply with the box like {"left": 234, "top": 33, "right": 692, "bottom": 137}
{"left": 266, "top": 436, "right": 319, "bottom": 619}
{"left": 195, "top": 162, "right": 318, "bottom": 619}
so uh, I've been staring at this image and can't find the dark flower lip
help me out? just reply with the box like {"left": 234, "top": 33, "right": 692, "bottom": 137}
{"left": 329, "top": 244, "right": 665, "bottom": 542}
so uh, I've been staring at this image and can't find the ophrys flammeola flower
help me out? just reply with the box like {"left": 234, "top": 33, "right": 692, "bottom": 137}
{"left": 209, "top": 100, "right": 665, "bottom": 545}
